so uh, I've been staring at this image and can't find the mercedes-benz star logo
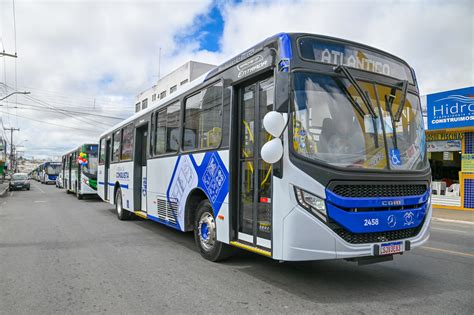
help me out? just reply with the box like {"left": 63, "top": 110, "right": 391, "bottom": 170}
{"left": 387, "top": 215, "right": 397, "bottom": 228}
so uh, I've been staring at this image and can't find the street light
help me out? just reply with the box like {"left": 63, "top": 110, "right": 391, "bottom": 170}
{"left": 0, "top": 91, "right": 31, "bottom": 101}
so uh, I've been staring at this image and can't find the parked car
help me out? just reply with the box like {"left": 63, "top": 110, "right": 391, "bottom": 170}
{"left": 56, "top": 173, "right": 63, "bottom": 188}
{"left": 10, "top": 173, "right": 30, "bottom": 191}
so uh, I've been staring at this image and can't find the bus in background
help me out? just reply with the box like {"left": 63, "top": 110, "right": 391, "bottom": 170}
{"left": 29, "top": 167, "right": 38, "bottom": 181}
{"left": 62, "top": 143, "right": 98, "bottom": 199}
{"left": 39, "top": 161, "right": 62, "bottom": 184}
{"left": 97, "top": 33, "right": 431, "bottom": 264}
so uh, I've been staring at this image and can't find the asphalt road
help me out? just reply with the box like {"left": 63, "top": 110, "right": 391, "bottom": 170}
{"left": 1, "top": 183, "right": 473, "bottom": 314}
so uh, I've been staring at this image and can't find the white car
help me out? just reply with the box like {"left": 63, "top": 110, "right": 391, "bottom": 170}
{"left": 55, "top": 173, "right": 63, "bottom": 188}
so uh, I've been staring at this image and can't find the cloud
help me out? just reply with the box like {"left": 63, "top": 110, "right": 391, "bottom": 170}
{"left": 0, "top": 0, "right": 472, "bottom": 160}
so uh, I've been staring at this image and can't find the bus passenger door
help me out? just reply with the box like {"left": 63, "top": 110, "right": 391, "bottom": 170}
{"left": 104, "top": 139, "right": 111, "bottom": 201}
{"left": 134, "top": 124, "right": 148, "bottom": 212}
{"left": 68, "top": 156, "right": 72, "bottom": 190}
{"left": 236, "top": 76, "right": 274, "bottom": 250}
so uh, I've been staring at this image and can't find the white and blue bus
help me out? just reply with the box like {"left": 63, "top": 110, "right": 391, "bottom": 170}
{"left": 39, "top": 161, "right": 62, "bottom": 184}
{"left": 62, "top": 144, "right": 99, "bottom": 199}
{"left": 97, "top": 33, "right": 431, "bottom": 263}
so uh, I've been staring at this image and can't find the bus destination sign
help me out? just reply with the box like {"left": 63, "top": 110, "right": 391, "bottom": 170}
{"left": 298, "top": 37, "right": 414, "bottom": 83}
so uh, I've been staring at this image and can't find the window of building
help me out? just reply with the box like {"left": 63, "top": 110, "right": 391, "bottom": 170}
{"left": 135, "top": 102, "right": 140, "bottom": 112}
{"left": 180, "top": 79, "right": 188, "bottom": 86}
{"left": 152, "top": 94, "right": 156, "bottom": 102}
{"left": 170, "top": 85, "right": 177, "bottom": 94}
{"left": 99, "top": 138, "right": 106, "bottom": 164}
{"left": 183, "top": 81, "right": 223, "bottom": 151}
{"left": 155, "top": 102, "right": 180, "bottom": 155}
{"left": 112, "top": 130, "right": 121, "bottom": 161}
{"left": 142, "top": 98, "right": 148, "bottom": 110}
{"left": 121, "top": 124, "right": 134, "bottom": 161}
{"left": 160, "top": 91, "right": 166, "bottom": 99}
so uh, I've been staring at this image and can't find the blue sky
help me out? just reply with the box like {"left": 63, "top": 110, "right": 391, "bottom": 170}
{"left": 175, "top": 1, "right": 225, "bottom": 52}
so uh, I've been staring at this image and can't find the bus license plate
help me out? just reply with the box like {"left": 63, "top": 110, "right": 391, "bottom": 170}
{"left": 379, "top": 241, "right": 403, "bottom": 256}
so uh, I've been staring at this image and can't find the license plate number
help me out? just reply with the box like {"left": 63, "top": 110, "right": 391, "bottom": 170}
{"left": 379, "top": 241, "right": 403, "bottom": 255}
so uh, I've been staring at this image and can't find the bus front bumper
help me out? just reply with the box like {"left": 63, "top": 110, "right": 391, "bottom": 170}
{"left": 280, "top": 203, "right": 431, "bottom": 261}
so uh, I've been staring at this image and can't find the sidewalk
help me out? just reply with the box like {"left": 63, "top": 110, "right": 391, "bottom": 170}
{"left": 432, "top": 207, "right": 474, "bottom": 223}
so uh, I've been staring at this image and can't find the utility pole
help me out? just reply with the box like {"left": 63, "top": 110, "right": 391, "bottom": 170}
{"left": 5, "top": 127, "right": 19, "bottom": 173}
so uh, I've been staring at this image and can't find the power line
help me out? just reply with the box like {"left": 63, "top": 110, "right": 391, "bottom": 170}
{"left": 0, "top": 102, "right": 127, "bottom": 120}
{"left": 15, "top": 84, "right": 133, "bottom": 108}
{"left": 1, "top": 82, "right": 113, "bottom": 129}
{"left": 0, "top": 110, "right": 102, "bottom": 133}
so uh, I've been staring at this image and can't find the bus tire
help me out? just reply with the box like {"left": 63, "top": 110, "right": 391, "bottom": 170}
{"left": 194, "top": 200, "right": 233, "bottom": 262}
{"left": 77, "top": 191, "right": 83, "bottom": 200}
{"left": 115, "top": 188, "right": 132, "bottom": 220}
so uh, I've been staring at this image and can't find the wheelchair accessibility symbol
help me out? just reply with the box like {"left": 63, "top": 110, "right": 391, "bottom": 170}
{"left": 389, "top": 148, "right": 402, "bottom": 166}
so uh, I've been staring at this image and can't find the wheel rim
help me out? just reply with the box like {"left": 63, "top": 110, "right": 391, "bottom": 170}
{"left": 198, "top": 211, "right": 216, "bottom": 252}
{"left": 116, "top": 193, "right": 122, "bottom": 216}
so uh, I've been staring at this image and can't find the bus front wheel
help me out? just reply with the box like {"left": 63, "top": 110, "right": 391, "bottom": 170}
{"left": 194, "top": 200, "right": 233, "bottom": 262}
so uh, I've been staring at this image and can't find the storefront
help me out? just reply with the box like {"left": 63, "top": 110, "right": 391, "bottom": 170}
{"left": 425, "top": 86, "right": 474, "bottom": 210}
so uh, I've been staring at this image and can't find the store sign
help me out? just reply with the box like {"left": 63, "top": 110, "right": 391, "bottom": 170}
{"left": 427, "top": 86, "right": 474, "bottom": 130}
{"left": 426, "top": 132, "right": 463, "bottom": 141}
{"left": 427, "top": 140, "right": 461, "bottom": 152}
{"left": 462, "top": 154, "right": 474, "bottom": 172}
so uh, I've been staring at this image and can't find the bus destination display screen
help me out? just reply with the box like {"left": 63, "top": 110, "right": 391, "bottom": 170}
{"left": 298, "top": 37, "right": 414, "bottom": 83}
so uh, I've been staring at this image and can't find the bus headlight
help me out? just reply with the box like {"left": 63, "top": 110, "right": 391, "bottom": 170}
{"left": 294, "top": 187, "right": 327, "bottom": 221}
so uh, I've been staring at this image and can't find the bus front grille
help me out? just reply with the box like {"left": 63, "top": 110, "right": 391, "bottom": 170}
{"left": 331, "top": 184, "right": 427, "bottom": 198}
{"left": 334, "top": 225, "right": 422, "bottom": 244}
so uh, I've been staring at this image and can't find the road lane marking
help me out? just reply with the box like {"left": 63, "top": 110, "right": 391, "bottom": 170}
{"left": 33, "top": 184, "right": 45, "bottom": 194}
{"left": 431, "top": 217, "right": 474, "bottom": 226}
{"left": 34, "top": 200, "right": 47, "bottom": 203}
{"left": 420, "top": 246, "right": 474, "bottom": 258}
{"left": 431, "top": 227, "right": 470, "bottom": 234}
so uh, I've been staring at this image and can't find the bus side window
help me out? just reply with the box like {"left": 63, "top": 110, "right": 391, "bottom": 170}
{"left": 121, "top": 124, "right": 134, "bottom": 161}
{"left": 112, "top": 130, "right": 121, "bottom": 161}
{"left": 155, "top": 101, "right": 180, "bottom": 155}
{"left": 99, "top": 138, "right": 106, "bottom": 164}
{"left": 183, "top": 81, "right": 223, "bottom": 151}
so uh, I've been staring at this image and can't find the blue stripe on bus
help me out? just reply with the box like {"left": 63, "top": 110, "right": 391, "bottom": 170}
{"left": 279, "top": 33, "right": 292, "bottom": 59}
{"left": 146, "top": 213, "right": 181, "bottom": 231}
{"left": 98, "top": 181, "right": 129, "bottom": 189}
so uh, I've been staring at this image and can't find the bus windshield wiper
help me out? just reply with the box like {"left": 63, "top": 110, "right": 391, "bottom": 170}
{"left": 393, "top": 80, "right": 408, "bottom": 122}
{"left": 334, "top": 65, "right": 378, "bottom": 119}
{"left": 383, "top": 80, "right": 408, "bottom": 149}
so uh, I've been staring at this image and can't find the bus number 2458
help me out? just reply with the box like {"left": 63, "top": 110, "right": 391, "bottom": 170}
{"left": 364, "top": 218, "right": 379, "bottom": 226}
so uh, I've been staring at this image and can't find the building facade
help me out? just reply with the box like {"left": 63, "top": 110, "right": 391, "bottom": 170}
{"left": 135, "top": 61, "right": 215, "bottom": 113}
{"left": 424, "top": 86, "right": 474, "bottom": 210}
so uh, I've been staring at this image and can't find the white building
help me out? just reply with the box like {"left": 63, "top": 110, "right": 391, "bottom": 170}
{"left": 135, "top": 61, "right": 216, "bottom": 112}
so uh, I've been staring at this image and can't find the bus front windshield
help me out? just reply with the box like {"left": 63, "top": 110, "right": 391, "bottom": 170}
{"left": 291, "top": 72, "right": 427, "bottom": 170}
{"left": 46, "top": 164, "right": 61, "bottom": 175}
{"left": 83, "top": 146, "right": 98, "bottom": 178}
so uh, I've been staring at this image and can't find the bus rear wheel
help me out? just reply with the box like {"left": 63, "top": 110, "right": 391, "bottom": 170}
{"left": 115, "top": 188, "right": 132, "bottom": 220}
{"left": 194, "top": 200, "right": 233, "bottom": 262}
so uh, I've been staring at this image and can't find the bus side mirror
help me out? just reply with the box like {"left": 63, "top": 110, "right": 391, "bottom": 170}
{"left": 261, "top": 111, "right": 286, "bottom": 164}
{"left": 275, "top": 71, "right": 290, "bottom": 112}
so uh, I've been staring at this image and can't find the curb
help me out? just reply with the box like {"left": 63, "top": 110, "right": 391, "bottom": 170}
{"left": 431, "top": 217, "right": 474, "bottom": 226}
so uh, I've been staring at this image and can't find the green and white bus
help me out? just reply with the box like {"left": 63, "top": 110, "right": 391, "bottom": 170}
{"left": 62, "top": 143, "right": 99, "bottom": 199}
